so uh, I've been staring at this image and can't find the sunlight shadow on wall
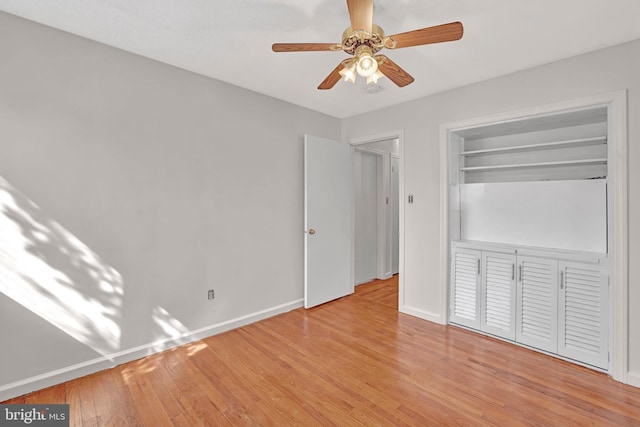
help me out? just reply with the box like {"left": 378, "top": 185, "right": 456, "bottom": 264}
{"left": 118, "top": 307, "right": 208, "bottom": 384}
{"left": 153, "top": 306, "right": 189, "bottom": 344}
{"left": 151, "top": 306, "right": 208, "bottom": 356}
{"left": 0, "top": 177, "right": 123, "bottom": 356}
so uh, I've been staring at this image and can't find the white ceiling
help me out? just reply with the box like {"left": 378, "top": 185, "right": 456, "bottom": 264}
{"left": 2, "top": 1, "right": 640, "bottom": 119}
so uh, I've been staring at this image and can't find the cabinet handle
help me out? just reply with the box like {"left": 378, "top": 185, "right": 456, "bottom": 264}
{"left": 512, "top": 264, "right": 515, "bottom": 280}
{"left": 477, "top": 259, "right": 481, "bottom": 275}
{"left": 518, "top": 265, "right": 522, "bottom": 282}
{"left": 560, "top": 271, "right": 564, "bottom": 290}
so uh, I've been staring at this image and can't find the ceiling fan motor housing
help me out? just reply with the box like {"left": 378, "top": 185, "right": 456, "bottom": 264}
{"left": 341, "top": 24, "right": 386, "bottom": 55}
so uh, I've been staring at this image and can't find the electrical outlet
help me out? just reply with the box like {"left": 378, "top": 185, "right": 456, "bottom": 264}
{"left": 207, "top": 289, "right": 215, "bottom": 300}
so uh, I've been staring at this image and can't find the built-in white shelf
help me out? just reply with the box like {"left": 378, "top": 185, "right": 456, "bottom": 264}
{"left": 461, "top": 136, "right": 606, "bottom": 157}
{"left": 460, "top": 158, "right": 607, "bottom": 173}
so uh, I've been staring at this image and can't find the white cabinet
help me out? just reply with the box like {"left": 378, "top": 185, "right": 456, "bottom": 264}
{"left": 450, "top": 246, "right": 516, "bottom": 340}
{"left": 515, "top": 256, "right": 558, "bottom": 353}
{"left": 450, "top": 242, "right": 608, "bottom": 370}
{"left": 481, "top": 251, "right": 516, "bottom": 340}
{"left": 449, "top": 248, "right": 481, "bottom": 329}
{"left": 558, "top": 260, "right": 609, "bottom": 369}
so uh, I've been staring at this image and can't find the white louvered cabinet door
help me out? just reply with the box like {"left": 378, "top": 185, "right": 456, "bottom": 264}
{"left": 481, "top": 252, "right": 516, "bottom": 340}
{"left": 558, "top": 261, "right": 608, "bottom": 370}
{"left": 449, "top": 248, "right": 481, "bottom": 329}
{"left": 516, "top": 256, "right": 559, "bottom": 353}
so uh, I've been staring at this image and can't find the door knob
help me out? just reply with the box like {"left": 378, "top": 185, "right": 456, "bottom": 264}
{"left": 308, "top": 229, "right": 316, "bottom": 235}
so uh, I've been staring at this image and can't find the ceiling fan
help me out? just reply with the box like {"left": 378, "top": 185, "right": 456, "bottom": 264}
{"left": 272, "top": 0, "right": 463, "bottom": 90}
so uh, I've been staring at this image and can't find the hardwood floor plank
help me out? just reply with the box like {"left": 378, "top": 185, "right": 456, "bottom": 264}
{"left": 3, "top": 276, "right": 640, "bottom": 425}
{"left": 24, "top": 384, "right": 65, "bottom": 404}
{"left": 165, "top": 354, "right": 232, "bottom": 421}
{"left": 64, "top": 378, "right": 83, "bottom": 427}
{"left": 125, "top": 370, "right": 173, "bottom": 427}
{"left": 101, "top": 367, "right": 143, "bottom": 426}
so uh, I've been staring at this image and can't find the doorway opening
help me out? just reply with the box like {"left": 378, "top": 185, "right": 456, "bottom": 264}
{"left": 351, "top": 131, "right": 404, "bottom": 311}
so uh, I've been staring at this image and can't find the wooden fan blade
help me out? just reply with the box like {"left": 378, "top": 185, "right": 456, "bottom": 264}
{"left": 318, "top": 62, "right": 346, "bottom": 90}
{"left": 376, "top": 55, "right": 414, "bottom": 87}
{"left": 387, "top": 21, "right": 463, "bottom": 49}
{"left": 346, "top": 0, "right": 373, "bottom": 33}
{"left": 272, "top": 43, "right": 338, "bottom": 52}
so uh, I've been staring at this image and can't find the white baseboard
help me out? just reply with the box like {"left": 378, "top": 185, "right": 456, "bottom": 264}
{"left": 354, "top": 274, "right": 392, "bottom": 286}
{"left": 399, "top": 305, "right": 445, "bottom": 325}
{"left": 626, "top": 371, "right": 640, "bottom": 389}
{"left": 0, "top": 298, "right": 303, "bottom": 402}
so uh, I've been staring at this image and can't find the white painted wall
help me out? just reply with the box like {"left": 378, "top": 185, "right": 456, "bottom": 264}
{"left": 460, "top": 180, "right": 608, "bottom": 252}
{"left": 0, "top": 12, "right": 341, "bottom": 399}
{"left": 342, "top": 38, "right": 640, "bottom": 386}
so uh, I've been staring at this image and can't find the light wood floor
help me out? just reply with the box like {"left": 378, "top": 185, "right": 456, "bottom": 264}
{"left": 4, "top": 275, "right": 640, "bottom": 426}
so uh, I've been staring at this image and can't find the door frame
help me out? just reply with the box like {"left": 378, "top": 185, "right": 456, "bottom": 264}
{"left": 390, "top": 154, "right": 400, "bottom": 275}
{"left": 439, "top": 90, "right": 628, "bottom": 384}
{"left": 350, "top": 130, "right": 405, "bottom": 311}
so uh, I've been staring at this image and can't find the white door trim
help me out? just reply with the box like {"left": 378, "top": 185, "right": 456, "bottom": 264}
{"left": 351, "top": 130, "right": 405, "bottom": 310}
{"left": 390, "top": 154, "right": 400, "bottom": 275}
{"left": 439, "top": 90, "right": 628, "bottom": 383}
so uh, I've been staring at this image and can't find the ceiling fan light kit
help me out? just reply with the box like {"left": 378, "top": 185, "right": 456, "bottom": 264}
{"left": 338, "top": 60, "right": 357, "bottom": 83}
{"left": 354, "top": 46, "right": 378, "bottom": 78}
{"left": 272, "top": 0, "right": 463, "bottom": 90}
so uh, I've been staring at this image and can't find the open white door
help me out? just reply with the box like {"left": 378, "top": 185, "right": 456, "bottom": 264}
{"left": 304, "top": 134, "right": 352, "bottom": 308}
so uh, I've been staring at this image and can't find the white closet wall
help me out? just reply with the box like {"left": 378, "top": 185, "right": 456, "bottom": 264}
{"left": 460, "top": 179, "right": 607, "bottom": 252}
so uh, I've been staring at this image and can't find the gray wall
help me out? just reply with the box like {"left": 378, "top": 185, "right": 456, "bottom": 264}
{"left": 0, "top": 12, "right": 340, "bottom": 397}
{"left": 342, "top": 38, "right": 640, "bottom": 385}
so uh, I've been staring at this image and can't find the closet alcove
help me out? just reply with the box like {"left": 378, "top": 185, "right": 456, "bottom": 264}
{"left": 447, "top": 106, "right": 609, "bottom": 370}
